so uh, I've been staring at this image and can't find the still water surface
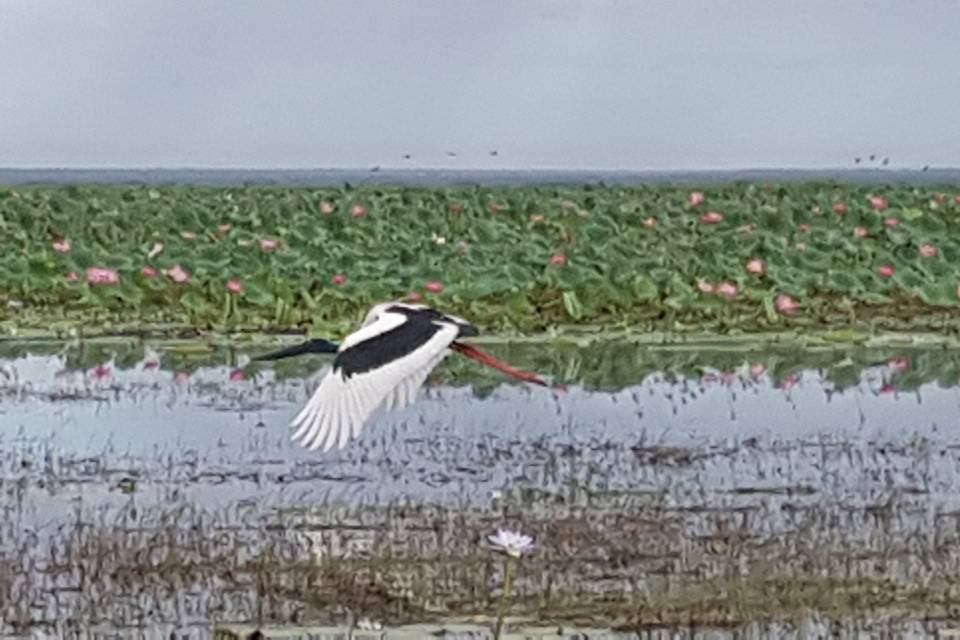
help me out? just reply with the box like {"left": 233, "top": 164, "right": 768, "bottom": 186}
{"left": 2, "top": 338, "right": 960, "bottom": 636}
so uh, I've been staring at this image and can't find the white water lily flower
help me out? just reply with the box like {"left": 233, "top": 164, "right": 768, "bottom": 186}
{"left": 431, "top": 232, "right": 447, "bottom": 245}
{"left": 357, "top": 618, "right": 383, "bottom": 631}
{"left": 487, "top": 529, "right": 534, "bottom": 558}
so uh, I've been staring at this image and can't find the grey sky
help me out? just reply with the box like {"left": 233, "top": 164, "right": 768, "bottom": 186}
{"left": 1, "top": 0, "right": 958, "bottom": 170}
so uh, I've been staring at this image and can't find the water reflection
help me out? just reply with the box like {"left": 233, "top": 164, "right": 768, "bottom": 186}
{"left": 1, "top": 339, "right": 957, "bottom": 507}
{"left": 2, "top": 339, "right": 960, "bottom": 635}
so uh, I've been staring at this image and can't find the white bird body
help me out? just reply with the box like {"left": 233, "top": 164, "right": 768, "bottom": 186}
{"left": 290, "top": 302, "right": 478, "bottom": 451}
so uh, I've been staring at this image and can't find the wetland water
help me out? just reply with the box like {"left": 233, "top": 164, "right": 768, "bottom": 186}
{"left": 2, "top": 338, "right": 960, "bottom": 637}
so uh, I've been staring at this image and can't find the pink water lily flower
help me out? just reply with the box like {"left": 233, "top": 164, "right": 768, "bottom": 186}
{"left": 351, "top": 204, "right": 368, "bottom": 217}
{"left": 140, "top": 266, "right": 158, "bottom": 278}
{"left": 869, "top": 195, "right": 889, "bottom": 211}
{"left": 697, "top": 280, "right": 715, "bottom": 294}
{"left": 687, "top": 191, "right": 706, "bottom": 207}
{"left": 775, "top": 293, "right": 799, "bottom": 316}
{"left": 66, "top": 271, "right": 79, "bottom": 282}
{"left": 750, "top": 362, "right": 766, "bottom": 378}
{"left": 745, "top": 259, "right": 766, "bottom": 275}
{"left": 217, "top": 223, "right": 232, "bottom": 236}
{"left": 331, "top": 274, "right": 347, "bottom": 286}
{"left": 643, "top": 216, "right": 657, "bottom": 229}
{"left": 887, "top": 357, "right": 910, "bottom": 372}
{"left": 876, "top": 265, "right": 895, "bottom": 278}
{"left": 716, "top": 281, "right": 738, "bottom": 300}
{"left": 226, "top": 278, "right": 244, "bottom": 295}
{"left": 259, "top": 238, "right": 278, "bottom": 253}
{"left": 86, "top": 267, "right": 119, "bottom": 285}
{"left": 778, "top": 374, "right": 799, "bottom": 391}
{"left": 832, "top": 203, "right": 848, "bottom": 214}
{"left": 89, "top": 363, "right": 111, "bottom": 381}
{"left": 549, "top": 253, "right": 568, "bottom": 266}
{"left": 405, "top": 291, "right": 424, "bottom": 303}
{"left": 797, "top": 223, "right": 811, "bottom": 233}
{"left": 854, "top": 227, "right": 869, "bottom": 238}
{"left": 884, "top": 217, "right": 900, "bottom": 228}
{"left": 166, "top": 265, "right": 191, "bottom": 283}
{"left": 425, "top": 281, "right": 444, "bottom": 293}
{"left": 699, "top": 211, "right": 724, "bottom": 224}
{"left": 320, "top": 200, "right": 335, "bottom": 214}
{"left": 52, "top": 238, "right": 71, "bottom": 253}
{"left": 229, "top": 369, "right": 246, "bottom": 383}
{"left": 919, "top": 244, "right": 938, "bottom": 258}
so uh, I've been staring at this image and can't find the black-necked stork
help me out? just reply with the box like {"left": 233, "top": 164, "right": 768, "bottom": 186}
{"left": 254, "top": 301, "right": 547, "bottom": 451}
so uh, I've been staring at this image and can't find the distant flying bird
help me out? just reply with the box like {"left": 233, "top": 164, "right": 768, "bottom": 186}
{"left": 869, "top": 154, "right": 876, "bottom": 162}
{"left": 854, "top": 157, "right": 861, "bottom": 164}
{"left": 922, "top": 165, "right": 930, "bottom": 172}
{"left": 445, "top": 151, "right": 457, "bottom": 157}
{"left": 402, "top": 153, "right": 412, "bottom": 160}
{"left": 254, "top": 302, "right": 547, "bottom": 451}
{"left": 882, "top": 157, "right": 889, "bottom": 166}
{"left": 489, "top": 150, "right": 499, "bottom": 157}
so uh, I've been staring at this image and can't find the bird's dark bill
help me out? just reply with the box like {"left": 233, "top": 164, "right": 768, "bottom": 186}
{"left": 450, "top": 342, "right": 547, "bottom": 386}
{"left": 252, "top": 339, "right": 340, "bottom": 361}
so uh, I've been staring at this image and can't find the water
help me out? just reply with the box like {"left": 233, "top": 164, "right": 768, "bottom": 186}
{"left": 2, "top": 338, "right": 960, "bottom": 637}
{"left": 2, "top": 167, "right": 960, "bottom": 187}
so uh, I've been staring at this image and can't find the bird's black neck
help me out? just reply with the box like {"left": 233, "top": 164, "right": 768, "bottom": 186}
{"left": 253, "top": 339, "right": 340, "bottom": 361}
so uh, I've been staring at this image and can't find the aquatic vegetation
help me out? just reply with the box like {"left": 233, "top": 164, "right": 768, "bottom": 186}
{"left": 3, "top": 336, "right": 960, "bottom": 634}
{"left": 4, "top": 335, "right": 960, "bottom": 398}
{"left": 1, "top": 182, "right": 960, "bottom": 337}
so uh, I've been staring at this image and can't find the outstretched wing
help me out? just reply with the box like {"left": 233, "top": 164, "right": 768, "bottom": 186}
{"left": 291, "top": 310, "right": 459, "bottom": 451}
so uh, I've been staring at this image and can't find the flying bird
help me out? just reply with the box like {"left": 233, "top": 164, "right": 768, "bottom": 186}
{"left": 254, "top": 302, "right": 547, "bottom": 451}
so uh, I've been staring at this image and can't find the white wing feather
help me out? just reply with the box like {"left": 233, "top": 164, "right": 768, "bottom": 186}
{"left": 291, "top": 316, "right": 459, "bottom": 451}
{"left": 383, "top": 346, "right": 447, "bottom": 411}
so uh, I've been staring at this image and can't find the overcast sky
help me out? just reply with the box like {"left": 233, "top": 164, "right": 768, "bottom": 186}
{"left": 1, "top": 0, "right": 958, "bottom": 170}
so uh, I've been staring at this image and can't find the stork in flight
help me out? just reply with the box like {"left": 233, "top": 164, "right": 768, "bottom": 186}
{"left": 254, "top": 301, "right": 547, "bottom": 451}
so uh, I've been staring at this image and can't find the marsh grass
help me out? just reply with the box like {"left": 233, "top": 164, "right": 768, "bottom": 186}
{"left": 3, "top": 482, "right": 960, "bottom": 636}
